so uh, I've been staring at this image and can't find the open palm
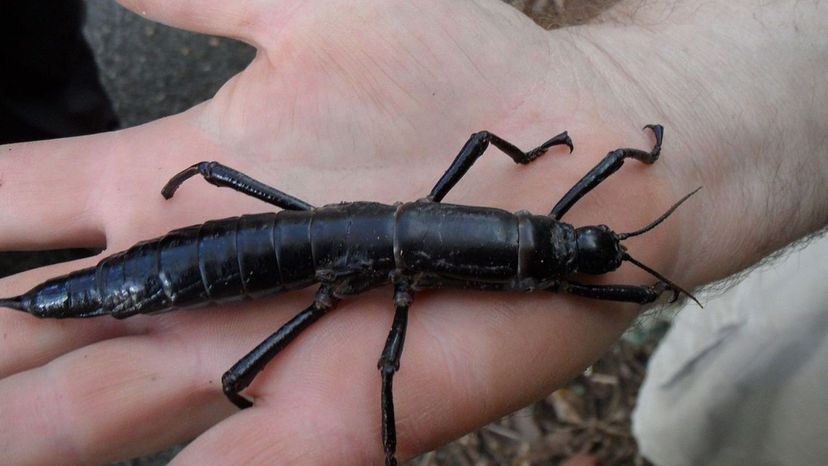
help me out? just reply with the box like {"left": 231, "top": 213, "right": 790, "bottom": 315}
{"left": 0, "top": 1, "right": 685, "bottom": 464}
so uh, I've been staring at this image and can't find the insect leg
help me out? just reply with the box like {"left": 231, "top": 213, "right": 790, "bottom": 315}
{"left": 221, "top": 286, "right": 336, "bottom": 409}
{"left": 428, "top": 130, "right": 572, "bottom": 202}
{"left": 560, "top": 280, "right": 672, "bottom": 304}
{"left": 550, "top": 125, "right": 663, "bottom": 220}
{"left": 161, "top": 161, "right": 315, "bottom": 211}
{"left": 377, "top": 283, "right": 412, "bottom": 466}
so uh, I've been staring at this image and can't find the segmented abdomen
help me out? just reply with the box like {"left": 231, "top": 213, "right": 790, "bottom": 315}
{"left": 22, "top": 212, "right": 317, "bottom": 319}
{"left": 18, "top": 203, "right": 403, "bottom": 319}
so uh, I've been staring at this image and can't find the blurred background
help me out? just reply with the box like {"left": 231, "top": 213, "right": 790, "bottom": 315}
{"left": 1, "top": 1, "right": 666, "bottom": 464}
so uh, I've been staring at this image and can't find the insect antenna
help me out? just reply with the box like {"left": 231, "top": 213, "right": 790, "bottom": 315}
{"left": 616, "top": 187, "right": 702, "bottom": 240}
{"left": 623, "top": 253, "right": 702, "bottom": 307}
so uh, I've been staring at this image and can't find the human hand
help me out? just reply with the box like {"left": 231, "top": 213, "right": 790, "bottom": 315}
{"left": 1, "top": 0, "right": 825, "bottom": 464}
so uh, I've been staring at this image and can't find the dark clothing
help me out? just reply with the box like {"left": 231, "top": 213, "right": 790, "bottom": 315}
{"left": 0, "top": 1, "right": 118, "bottom": 143}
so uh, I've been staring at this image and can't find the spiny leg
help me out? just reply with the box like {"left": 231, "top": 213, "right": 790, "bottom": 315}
{"left": 428, "top": 130, "right": 573, "bottom": 202}
{"left": 560, "top": 280, "right": 676, "bottom": 304}
{"left": 221, "top": 286, "right": 336, "bottom": 409}
{"left": 550, "top": 124, "right": 663, "bottom": 220}
{"left": 377, "top": 283, "right": 413, "bottom": 466}
{"left": 162, "top": 161, "right": 315, "bottom": 211}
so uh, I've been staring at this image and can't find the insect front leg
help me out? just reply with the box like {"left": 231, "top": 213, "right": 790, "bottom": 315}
{"left": 377, "top": 282, "right": 412, "bottom": 466}
{"left": 560, "top": 280, "right": 675, "bottom": 304}
{"left": 162, "top": 161, "right": 315, "bottom": 211}
{"left": 428, "top": 130, "right": 572, "bottom": 202}
{"left": 550, "top": 124, "right": 663, "bottom": 220}
{"left": 221, "top": 286, "right": 337, "bottom": 409}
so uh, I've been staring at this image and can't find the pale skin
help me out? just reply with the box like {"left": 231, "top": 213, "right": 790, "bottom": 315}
{"left": 0, "top": 0, "right": 826, "bottom": 464}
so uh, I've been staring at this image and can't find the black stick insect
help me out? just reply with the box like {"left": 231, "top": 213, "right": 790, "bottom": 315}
{"left": 1, "top": 124, "right": 699, "bottom": 465}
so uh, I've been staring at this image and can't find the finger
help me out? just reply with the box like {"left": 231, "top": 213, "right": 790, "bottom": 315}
{"left": 0, "top": 112, "right": 235, "bottom": 252}
{"left": 0, "top": 256, "right": 139, "bottom": 377}
{"left": 0, "top": 119, "right": 292, "bottom": 379}
{"left": 0, "top": 333, "right": 234, "bottom": 465}
{"left": 0, "top": 135, "right": 114, "bottom": 250}
{"left": 172, "top": 403, "right": 380, "bottom": 465}
{"left": 115, "top": 0, "right": 265, "bottom": 43}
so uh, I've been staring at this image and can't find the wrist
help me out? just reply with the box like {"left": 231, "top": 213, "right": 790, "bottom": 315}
{"left": 549, "top": 4, "right": 828, "bottom": 287}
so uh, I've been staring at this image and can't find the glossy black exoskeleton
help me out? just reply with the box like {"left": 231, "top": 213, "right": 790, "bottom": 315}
{"left": 1, "top": 124, "right": 699, "bottom": 466}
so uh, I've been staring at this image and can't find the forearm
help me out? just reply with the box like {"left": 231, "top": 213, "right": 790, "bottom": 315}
{"left": 557, "top": 1, "right": 828, "bottom": 286}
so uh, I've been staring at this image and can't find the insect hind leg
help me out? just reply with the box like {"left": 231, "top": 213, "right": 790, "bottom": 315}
{"left": 162, "top": 161, "right": 315, "bottom": 211}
